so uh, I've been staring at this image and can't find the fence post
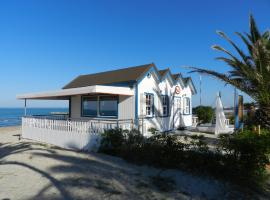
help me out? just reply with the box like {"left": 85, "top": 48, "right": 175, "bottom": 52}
{"left": 131, "top": 119, "right": 134, "bottom": 130}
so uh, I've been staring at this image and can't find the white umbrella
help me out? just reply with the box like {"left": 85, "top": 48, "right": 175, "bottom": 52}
{"left": 215, "top": 94, "right": 227, "bottom": 135}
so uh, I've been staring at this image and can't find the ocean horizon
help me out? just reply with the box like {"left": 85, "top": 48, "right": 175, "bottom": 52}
{"left": 0, "top": 108, "right": 68, "bottom": 127}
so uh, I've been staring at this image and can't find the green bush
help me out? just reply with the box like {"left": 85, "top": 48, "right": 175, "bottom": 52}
{"left": 99, "top": 128, "right": 125, "bottom": 155}
{"left": 98, "top": 128, "right": 270, "bottom": 186}
{"left": 126, "top": 129, "right": 144, "bottom": 146}
{"left": 193, "top": 106, "right": 214, "bottom": 124}
{"left": 218, "top": 129, "right": 270, "bottom": 183}
{"left": 148, "top": 127, "right": 158, "bottom": 135}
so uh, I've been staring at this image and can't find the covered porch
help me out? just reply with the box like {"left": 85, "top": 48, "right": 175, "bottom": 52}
{"left": 17, "top": 85, "right": 139, "bottom": 151}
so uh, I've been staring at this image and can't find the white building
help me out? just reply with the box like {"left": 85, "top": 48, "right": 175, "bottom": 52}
{"left": 17, "top": 63, "right": 196, "bottom": 150}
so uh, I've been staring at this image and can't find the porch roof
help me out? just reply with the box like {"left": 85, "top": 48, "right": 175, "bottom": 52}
{"left": 16, "top": 85, "right": 134, "bottom": 100}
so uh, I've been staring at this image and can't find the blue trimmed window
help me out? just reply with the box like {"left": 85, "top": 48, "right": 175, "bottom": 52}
{"left": 145, "top": 93, "right": 154, "bottom": 117}
{"left": 82, "top": 95, "right": 118, "bottom": 117}
{"left": 82, "top": 96, "right": 98, "bottom": 117}
{"left": 99, "top": 96, "right": 118, "bottom": 117}
{"left": 161, "top": 95, "right": 169, "bottom": 117}
{"left": 184, "top": 97, "right": 191, "bottom": 114}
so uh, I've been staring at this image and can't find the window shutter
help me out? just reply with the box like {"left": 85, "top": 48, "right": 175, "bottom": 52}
{"left": 157, "top": 94, "right": 162, "bottom": 117}
{"left": 140, "top": 93, "right": 145, "bottom": 117}
{"left": 189, "top": 98, "right": 191, "bottom": 114}
{"left": 166, "top": 96, "right": 170, "bottom": 116}
{"left": 152, "top": 95, "right": 155, "bottom": 116}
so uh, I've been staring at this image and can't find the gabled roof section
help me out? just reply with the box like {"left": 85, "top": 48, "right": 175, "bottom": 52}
{"left": 172, "top": 73, "right": 185, "bottom": 88}
{"left": 172, "top": 73, "right": 181, "bottom": 80}
{"left": 183, "top": 77, "right": 197, "bottom": 94}
{"left": 158, "top": 69, "right": 169, "bottom": 78}
{"left": 158, "top": 68, "right": 174, "bottom": 86}
{"left": 62, "top": 63, "right": 197, "bottom": 95}
{"left": 63, "top": 63, "right": 154, "bottom": 89}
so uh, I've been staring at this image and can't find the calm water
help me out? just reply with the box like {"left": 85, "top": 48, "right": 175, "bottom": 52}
{"left": 0, "top": 108, "right": 68, "bottom": 127}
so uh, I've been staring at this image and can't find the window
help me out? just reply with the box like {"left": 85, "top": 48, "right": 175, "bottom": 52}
{"left": 82, "top": 95, "right": 118, "bottom": 117}
{"left": 145, "top": 94, "right": 154, "bottom": 117}
{"left": 99, "top": 96, "right": 118, "bottom": 117}
{"left": 161, "top": 95, "right": 169, "bottom": 117}
{"left": 174, "top": 97, "right": 181, "bottom": 115}
{"left": 82, "top": 96, "right": 98, "bottom": 116}
{"left": 184, "top": 97, "right": 191, "bottom": 114}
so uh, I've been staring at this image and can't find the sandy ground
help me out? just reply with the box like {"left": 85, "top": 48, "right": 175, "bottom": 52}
{"left": 0, "top": 126, "right": 268, "bottom": 200}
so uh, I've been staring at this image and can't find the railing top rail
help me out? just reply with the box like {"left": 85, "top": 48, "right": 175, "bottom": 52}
{"left": 22, "top": 116, "right": 135, "bottom": 123}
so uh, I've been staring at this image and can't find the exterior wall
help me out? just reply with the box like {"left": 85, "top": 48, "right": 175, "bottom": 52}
{"left": 118, "top": 95, "right": 135, "bottom": 120}
{"left": 71, "top": 95, "right": 81, "bottom": 118}
{"left": 68, "top": 70, "right": 194, "bottom": 135}
{"left": 137, "top": 70, "right": 194, "bottom": 136}
{"left": 70, "top": 94, "right": 135, "bottom": 120}
{"left": 180, "top": 84, "right": 193, "bottom": 127}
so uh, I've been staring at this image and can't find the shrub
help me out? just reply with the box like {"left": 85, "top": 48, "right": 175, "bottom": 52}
{"left": 99, "top": 128, "right": 125, "bottom": 155}
{"left": 126, "top": 129, "right": 144, "bottom": 146}
{"left": 218, "top": 129, "right": 270, "bottom": 183}
{"left": 193, "top": 106, "right": 214, "bottom": 124}
{"left": 148, "top": 127, "right": 158, "bottom": 135}
{"left": 98, "top": 128, "right": 270, "bottom": 186}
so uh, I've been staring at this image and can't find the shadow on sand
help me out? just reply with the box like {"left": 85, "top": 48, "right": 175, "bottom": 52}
{"left": 0, "top": 140, "right": 172, "bottom": 200}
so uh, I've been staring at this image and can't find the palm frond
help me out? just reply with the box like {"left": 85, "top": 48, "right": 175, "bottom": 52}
{"left": 249, "top": 15, "right": 261, "bottom": 43}
{"left": 188, "top": 15, "right": 270, "bottom": 127}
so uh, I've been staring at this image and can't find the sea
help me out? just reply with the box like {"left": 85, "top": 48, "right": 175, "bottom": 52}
{"left": 0, "top": 108, "right": 68, "bottom": 127}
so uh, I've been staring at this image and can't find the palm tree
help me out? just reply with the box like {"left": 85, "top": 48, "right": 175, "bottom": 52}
{"left": 188, "top": 15, "right": 270, "bottom": 128}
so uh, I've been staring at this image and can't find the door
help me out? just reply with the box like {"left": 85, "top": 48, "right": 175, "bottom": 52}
{"left": 174, "top": 97, "right": 181, "bottom": 128}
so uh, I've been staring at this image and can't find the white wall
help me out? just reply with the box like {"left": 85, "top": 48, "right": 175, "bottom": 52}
{"left": 70, "top": 94, "right": 135, "bottom": 120}
{"left": 69, "top": 73, "right": 193, "bottom": 133}
{"left": 180, "top": 84, "right": 193, "bottom": 126}
{"left": 22, "top": 126, "right": 101, "bottom": 151}
{"left": 71, "top": 95, "right": 81, "bottom": 118}
{"left": 137, "top": 71, "right": 194, "bottom": 135}
{"left": 118, "top": 95, "right": 135, "bottom": 120}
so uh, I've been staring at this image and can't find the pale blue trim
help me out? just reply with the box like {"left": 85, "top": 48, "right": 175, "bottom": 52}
{"left": 135, "top": 83, "right": 138, "bottom": 122}
{"left": 160, "top": 72, "right": 174, "bottom": 86}
{"left": 136, "top": 66, "right": 161, "bottom": 83}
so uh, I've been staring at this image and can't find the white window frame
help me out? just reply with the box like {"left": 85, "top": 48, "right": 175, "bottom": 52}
{"left": 145, "top": 93, "right": 154, "bottom": 117}
{"left": 174, "top": 97, "right": 181, "bottom": 114}
{"left": 184, "top": 97, "right": 191, "bottom": 114}
{"left": 161, "top": 95, "right": 169, "bottom": 117}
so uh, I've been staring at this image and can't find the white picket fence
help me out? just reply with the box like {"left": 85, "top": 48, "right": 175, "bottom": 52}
{"left": 22, "top": 117, "right": 135, "bottom": 151}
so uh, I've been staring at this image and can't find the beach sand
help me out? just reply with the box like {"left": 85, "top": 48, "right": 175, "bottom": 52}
{"left": 0, "top": 126, "right": 266, "bottom": 200}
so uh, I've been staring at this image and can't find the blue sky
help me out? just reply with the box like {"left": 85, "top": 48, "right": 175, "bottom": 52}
{"left": 0, "top": 0, "right": 269, "bottom": 108}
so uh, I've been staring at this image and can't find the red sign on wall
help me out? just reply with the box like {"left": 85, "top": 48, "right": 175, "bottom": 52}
{"left": 175, "top": 86, "right": 181, "bottom": 94}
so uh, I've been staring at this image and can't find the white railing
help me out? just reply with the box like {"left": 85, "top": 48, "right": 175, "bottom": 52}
{"left": 191, "top": 117, "right": 230, "bottom": 127}
{"left": 192, "top": 116, "right": 198, "bottom": 127}
{"left": 22, "top": 117, "right": 135, "bottom": 134}
{"left": 22, "top": 116, "right": 138, "bottom": 151}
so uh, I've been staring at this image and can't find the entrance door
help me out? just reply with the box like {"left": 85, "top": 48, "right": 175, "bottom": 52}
{"left": 174, "top": 97, "right": 181, "bottom": 128}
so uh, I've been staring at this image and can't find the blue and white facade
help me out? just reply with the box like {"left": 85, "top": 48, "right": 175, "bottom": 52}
{"left": 17, "top": 63, "right": 196, "bottom": 150}
{"left": 18, "top": 63, "right": 196, "bottom": 136}
{"left": 135, "top": 66, "right": 196, "bottom": 134}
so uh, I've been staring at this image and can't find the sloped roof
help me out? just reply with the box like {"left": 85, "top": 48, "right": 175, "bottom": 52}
{"left": 183, "top": 77, "right": 197, "bottom": 94}
{"left": 158, "top": 69, "right": 169, "bottom": 78}
{"left": 63, "top": 63, "right": 154, "bottom": 89}
{"left": 172, "top": 73, "right": 181, "bottom": 80}
{"left": 62, "top": 63, "right": 196, "bottom": 94}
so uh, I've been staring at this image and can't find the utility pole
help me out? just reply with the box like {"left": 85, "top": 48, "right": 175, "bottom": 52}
{"left": 199, "top": 75, "right": 202, "bottom": 106}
